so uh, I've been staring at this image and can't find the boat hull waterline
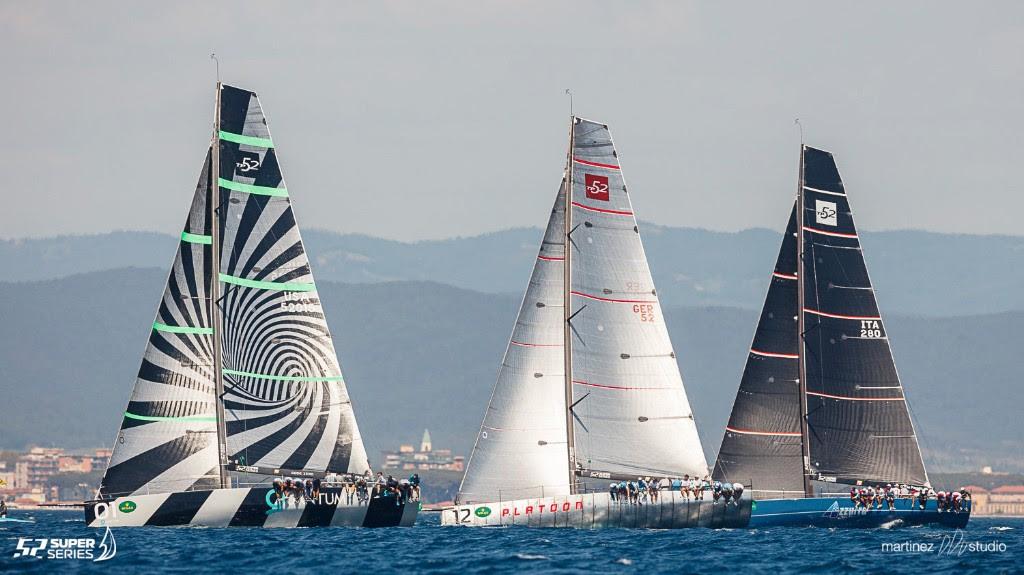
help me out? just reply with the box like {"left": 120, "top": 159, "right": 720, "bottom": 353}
{"left": 749, "top": 497, "right": 970, "bottom": 528}
{"left": 442, "top": 491, "right": 751, "bottom": 528}
{"left": 85, "top": 487, "right": 418, "bottom": 528}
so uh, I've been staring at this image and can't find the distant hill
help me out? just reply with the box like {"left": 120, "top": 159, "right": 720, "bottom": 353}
{"left": 2, "top": 227, "right": 1022, "bottom": 316}
{"left": 0, "top": 268, "right": 1019, "bottom": 473}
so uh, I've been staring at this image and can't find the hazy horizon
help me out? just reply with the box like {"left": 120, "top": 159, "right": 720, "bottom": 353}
{"left": 3, "top": 1, "right": 1022, "bottom": 241}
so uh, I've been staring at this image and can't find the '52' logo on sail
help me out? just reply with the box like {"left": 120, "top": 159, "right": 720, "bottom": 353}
{"left": 235, "top": 151, "right": 261, "bottom": 174}
{"left": 585, "top": 174, "right": 610, "bottom": 202}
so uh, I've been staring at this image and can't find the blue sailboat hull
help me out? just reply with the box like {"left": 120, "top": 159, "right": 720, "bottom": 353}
{"left": 750, "top": 497, "right": 970, "bottom": 528}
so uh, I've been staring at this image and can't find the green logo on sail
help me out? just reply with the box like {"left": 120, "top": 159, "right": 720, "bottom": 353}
{"left": 118, "top": 500, "right": 137, "bottom": 514}
{"left": 474, "top": 506, "right": 491, "bottom": 518}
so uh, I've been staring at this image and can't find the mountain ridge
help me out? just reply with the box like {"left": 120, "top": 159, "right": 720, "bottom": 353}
{"left": 3, "top": 226, "right": 1023, "bottom": 316}
{"left": 1, "top": 268, "right": 1018, "bottom": 473}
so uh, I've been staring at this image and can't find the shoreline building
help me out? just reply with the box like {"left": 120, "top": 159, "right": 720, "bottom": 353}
{"left": 381, "top": 430, "right": 465, "bottom": 472}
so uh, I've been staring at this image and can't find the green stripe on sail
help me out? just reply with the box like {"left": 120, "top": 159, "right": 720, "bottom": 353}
{"left": 180, "top": 231, "right": 212, "bottom": 245}
{"left": 222, "top": 368, "right": 343, "bottom": 383}
{"left": 219, "top": 272, "right": 315, "bottom": 292}
{"left": 124, "top": 412, "right": 217, "bottom": 423}
{"left": 218, "top": 177, "right": 288, "bottom": 197}
{"left": 153, "top": 321, "right": 214, "bottom": 335}
{"left": 218, "top": 130, "right": 274, "bottom": 148}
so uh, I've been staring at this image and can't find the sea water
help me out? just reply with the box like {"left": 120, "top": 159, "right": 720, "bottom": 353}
{"left": 1, "top": 510, "right": 1020, "bottom": 574}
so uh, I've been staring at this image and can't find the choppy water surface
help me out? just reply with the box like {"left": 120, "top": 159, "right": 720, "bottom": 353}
{"left": 1, "top": 511, "right": 1020, "bottom": 574}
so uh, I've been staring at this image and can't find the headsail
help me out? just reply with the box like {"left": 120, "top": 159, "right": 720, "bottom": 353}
{"left": 800, "top": 146, "right": 927, "bottom": 487}
{"left": 216, "top": 85, "right": 369, "bottom": 475}
{"left": 713, "top": 204, "right": 804, "bottom": 495}
{"left": 567, "top": 118, "right": 708, "bottom": 482}
{"left": 457, "top": 183, "right": 571, "bottom": 504}
{"left": 100, "top": 154, "right": 220, "bottom": 498}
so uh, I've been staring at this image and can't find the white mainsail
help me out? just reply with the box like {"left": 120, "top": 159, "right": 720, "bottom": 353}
{"left": 568, "top": 118, "right": 708, "bottom": 480}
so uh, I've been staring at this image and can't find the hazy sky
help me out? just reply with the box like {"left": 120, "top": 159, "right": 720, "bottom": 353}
{"left": 2, "top": 1, "right": 1021, "bottom": 241}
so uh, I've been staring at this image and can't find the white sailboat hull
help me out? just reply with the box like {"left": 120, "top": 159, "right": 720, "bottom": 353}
{"left": 442, "top": 491, "right": 751, "bottom": 528}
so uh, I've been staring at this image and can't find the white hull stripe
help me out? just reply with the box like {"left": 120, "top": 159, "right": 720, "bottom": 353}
{"left": 726, "top": 426, "right": 802, "bottom": 437}
{"left": 803, "top": 185, "right": 846, "bottom": 197}
{"left": 773, "top": 271, "right": 798, "bottom": 280}
{"left": 806, "top": 391, "right": 905, "bottom": 402}
{"left": 750, "top": 349, "right": 799, "bottom": 359}
{"left": 803, "top": 226, "right": 858, "bottom": 239}
{"left": 803, "top": 308, "right": 881, "bottom": 321}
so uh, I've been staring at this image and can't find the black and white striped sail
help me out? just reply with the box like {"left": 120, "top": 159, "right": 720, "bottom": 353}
{"left": 799, "top": 146, "right": 926, "bottom": 487}
{"left": 713, "top": 145, "right": 928, "bottom": 492}
{"left": 568, "top": 118, "right": 707, "bottom": 481}
{"left": 713, "top": 204, "right": 804, "bottom": 495}
{"left": 457, "top": 183, "right": 571, "bottom": 503}
{"left": 100, "top": 84, "right": 370, "bottom": 498}
{"left": 216, "top": 85, "right": 368, "bottom": 475}
{"left": 101, "top": 155, "right": 221, "bottom": 498}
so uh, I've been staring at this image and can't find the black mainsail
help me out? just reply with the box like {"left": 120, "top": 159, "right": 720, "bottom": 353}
{"left": 100, "top": 84, "right": 369, "bottom": 499}
{"left": 714, "top": 146, "right": 928, "bottom": 496}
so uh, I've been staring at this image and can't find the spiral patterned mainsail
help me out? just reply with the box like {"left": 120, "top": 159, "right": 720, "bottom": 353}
{"left": 100, "top": 85, "right": 369, "bottom": 498}
{"left": 216, "top": 85, "right": 367, "bottom": 475}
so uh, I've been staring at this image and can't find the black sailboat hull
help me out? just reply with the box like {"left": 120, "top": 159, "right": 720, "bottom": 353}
{"left": 749, "top": 497, "right": 970, "bottom": 529}
{"left": 85, "top": 487, "right": 418, "bottom": 528}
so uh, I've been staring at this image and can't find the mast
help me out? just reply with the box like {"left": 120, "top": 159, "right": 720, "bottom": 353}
{"left": 562, "top": 116, "right": 577, "bottom": 494}
{"left": 795, "top": 145, "right": 813, "bottom": 498}
{"left": 210, "top": 82, "right": 229, "bottom": 489}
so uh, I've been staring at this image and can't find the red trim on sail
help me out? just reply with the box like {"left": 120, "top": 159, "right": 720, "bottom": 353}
{"left": 772, "top": 271, "right": 798, "bottom": 280}
{"left": 510, "top": 340, "right": 563, "bottom": 348}
{"left": 570, "top": 290, "right": 657, "bottom": 304}
{"left": 537, "top": 255, "right": 564, "bottom": 262}
{"left": 806, "top": 391, "right": 904, "bottom": 402}
{"left": 803, "top": 308, "right": 881, "bottom": 321}
{"left": 572, "top": 379, "right": 669, "bottom": 391}
{"left": 570, "top": 202, "right": 633, "bottom": 216}
{"left": 750, "top": 349, "right": 799, "bottom": 359}
{"left": 726, "top": 426, "right": 801, "bottom": 437}
{"left": 803, "top": 226, "right": 858, "bottom": 239}
{"left": 573, "top": 157, "right": 621, "bottom": 170}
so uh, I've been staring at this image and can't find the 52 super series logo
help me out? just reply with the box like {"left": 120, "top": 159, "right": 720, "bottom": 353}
{"left": 12, "top": 526, "right": 116, "bottom": 562}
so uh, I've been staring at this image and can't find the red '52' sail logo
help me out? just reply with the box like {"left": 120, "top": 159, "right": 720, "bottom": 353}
{"left": 585, "top": 174, "right": 610, "bottom": 201}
